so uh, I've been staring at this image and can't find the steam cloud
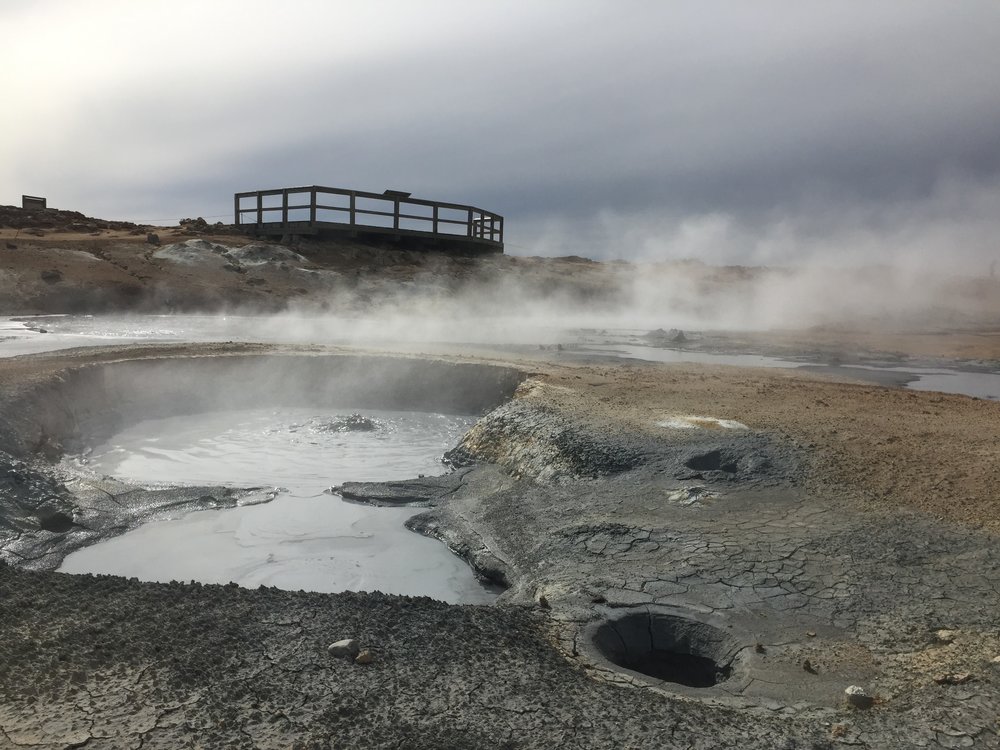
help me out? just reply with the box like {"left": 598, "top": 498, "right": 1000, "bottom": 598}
{"left": 196, "top": 250, "right": 1000, "bottom": 347}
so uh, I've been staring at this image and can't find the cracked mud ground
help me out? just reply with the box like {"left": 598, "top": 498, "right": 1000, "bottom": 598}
{"left": 1, "top": 345, "right": 1000, "bottom": 748}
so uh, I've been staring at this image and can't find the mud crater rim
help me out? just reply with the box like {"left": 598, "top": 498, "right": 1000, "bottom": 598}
{"left": 22, "top": 352, "right": 526, "bottom": 459}
{"left": 1, "top": 350, "right": 527, "bottom": 579}
{"left": 589, "top": 608, "right": 743, "bottom": 690}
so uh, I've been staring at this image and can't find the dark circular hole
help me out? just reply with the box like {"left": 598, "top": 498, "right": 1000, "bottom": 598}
{"left": 686, "top": 450, "right": 723, "bottom": 471}
{"left": 592, "top": 611, "right": 737, "bottom": 688}
{"left": 38, "top": 511, "right": 74, "bottom": 533}
{"left": 685, "top": 449, "right": 737, "bottom": 473}
{"left": 622, "top": 648, "right": 730, "bottom": 687}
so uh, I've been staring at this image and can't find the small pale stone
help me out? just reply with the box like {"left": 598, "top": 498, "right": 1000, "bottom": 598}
{"left": 328, "top": 639, "right": 360, "bottom": 658}
{"left": 934, "top": 629, "right": 958, "bottom": 644}
{"left": 355, "top": 649, "right": 373, "bottom": 665}
{"left": 844, "top": 685, "right": 874, "bottom": 709}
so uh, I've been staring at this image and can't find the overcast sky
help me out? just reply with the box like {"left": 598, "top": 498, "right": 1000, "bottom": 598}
{"left": 3, "top": 1, "right": 1000, "bottom": 269}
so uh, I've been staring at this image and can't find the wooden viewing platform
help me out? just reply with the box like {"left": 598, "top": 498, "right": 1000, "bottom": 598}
{"left": 234, "top": 186, "right": 503, "bottom": 253}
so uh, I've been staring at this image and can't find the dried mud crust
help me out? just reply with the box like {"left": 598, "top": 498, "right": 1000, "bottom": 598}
{"left": 0, "top": 565, "right": 837, "bottom": 750}
{"left": 520, "top": 364, "right": 1000, "bottom": 533}
{"left": 332, "top": 364, "right": 1000, "bottom": 746}
{"left": 1, "top": 344, "right": 1000, "bottom": 748}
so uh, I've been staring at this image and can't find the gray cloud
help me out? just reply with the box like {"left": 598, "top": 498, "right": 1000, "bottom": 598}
{"left": 4, "top": 1, "right": 1000, "bottom": 268}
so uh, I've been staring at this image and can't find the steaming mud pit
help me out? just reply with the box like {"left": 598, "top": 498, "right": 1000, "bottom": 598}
{"left": 2, "top": 342, "right": 1000, "bottom": 749}
{"left": 59, "top": 407, "right": 495, "bottom": 603}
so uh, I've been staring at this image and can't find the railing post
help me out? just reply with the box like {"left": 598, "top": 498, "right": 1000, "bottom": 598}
{"left": 349, "top": 192, "right": 356, "bottom": 225}
{"left": 433, "top": 205, "right": 439, "bottom": 234}
{"left": 282, "top": 189, "right": 289, "bottom": 225}
{"left": 499, "top": 216, "right": 504, "bottom": 244}
{"left": 467, "top": 208, "right": 473, "bottom": 237}
{"left": 256, "top": 193, "right": 263, "bottom": 227}
{"left": 393, "top": 199, "right": 400, "bottom": 230}
{"left": 234, "top": 194, "right": 240, "bottom": 226}
{"left": 310, "top": 188, "right": 317, "bottom": 223}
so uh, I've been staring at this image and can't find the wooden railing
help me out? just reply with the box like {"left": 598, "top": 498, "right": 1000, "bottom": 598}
{"left": 234, "top": 186, "right": 503, "bottom": 246}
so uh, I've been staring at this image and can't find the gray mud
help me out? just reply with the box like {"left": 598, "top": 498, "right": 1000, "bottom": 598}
{"left": 0, "top": 564, "right": 831, "bottom": 750}
{"left": 0, "top": 349, "right": 522, "bottom": 570}
{"left": 1, "top": 344, "right": 998, "bottom": 748}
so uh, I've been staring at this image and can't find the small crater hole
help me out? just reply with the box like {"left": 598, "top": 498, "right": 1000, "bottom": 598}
{"left": 592, "top": 611, "right": 737, "bottom": 688}
{"left": 623, "top": 649, "right": 730, "bottom": 687}
{"left": 685, "top": 449, "right": 737, "bottom": 473}
{"left": 38, "top": 511, "right": 74, "bottom": 533}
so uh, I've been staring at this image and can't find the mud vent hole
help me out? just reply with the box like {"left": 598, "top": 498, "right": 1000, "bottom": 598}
{"left": 37, "top": 511, "right": 74, "bottom": 533}
{"left": 685, "top": 449, "right": 737, "bottom": 473}
{"left": 593, "top": 612, "right": 736, "bottom": 688}
{"left": 625, "top": 649, "right": 728, "bottom": 687}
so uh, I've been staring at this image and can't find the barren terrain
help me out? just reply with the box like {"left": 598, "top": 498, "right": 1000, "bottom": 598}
{"left": 1, "top": 206, "right": 999, "bottom": 748}
{"left": 5, "top": 204, "right": 1000, "bottom": 363}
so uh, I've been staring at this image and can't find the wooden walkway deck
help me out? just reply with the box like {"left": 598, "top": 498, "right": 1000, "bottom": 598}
{"left": 234, "top": 186, "right": 503, "bottom": 252}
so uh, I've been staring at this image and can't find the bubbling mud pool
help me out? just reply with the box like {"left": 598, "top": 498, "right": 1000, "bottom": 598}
{"left": 59, "top": 407, "right": 499, "bottom": 604}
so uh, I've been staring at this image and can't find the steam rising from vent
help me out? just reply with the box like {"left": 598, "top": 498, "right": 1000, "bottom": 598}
{"left": 199, "top": 255, "right": 1000, "bottom": 347}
